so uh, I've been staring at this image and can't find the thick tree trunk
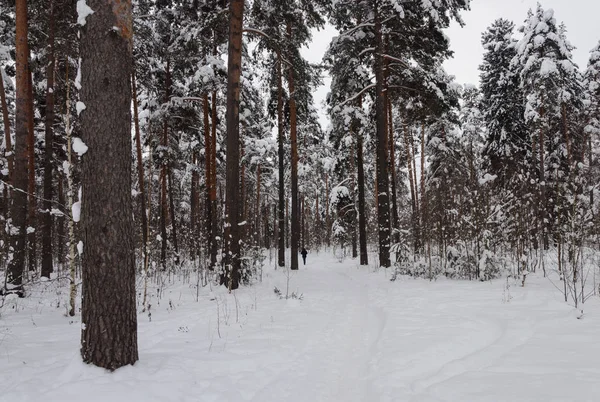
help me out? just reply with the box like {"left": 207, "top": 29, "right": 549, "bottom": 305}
{"left": 79, "top": 0, "right": 138, "bottom": 369}
{"left": 132, "top": 67, "right": 147, "bottom": 263}
{"left": 41, "top": 0, "right": 55, "bottom": 279}
{"left": 222, "top": 0, "right": 244, "bottom": 289}
{"left": 5, "top": 0, "right": 30, "bottom": 296}
{"left": 373, "top": 4, "right": 391, "bottom": 268}
{"left": 287, "top": 23, "right": 300, "bottom": 271}
{"left": 277, "top": 52, "right": 285, "bottom": 267}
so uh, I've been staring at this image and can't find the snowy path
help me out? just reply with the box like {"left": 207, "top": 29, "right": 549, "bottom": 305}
{"left": 1, "top": 252, "right": 600, "bottom": 402}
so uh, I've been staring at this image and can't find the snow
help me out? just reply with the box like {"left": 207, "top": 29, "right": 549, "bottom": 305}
{"left": 72, "top": 201, "right": 81, "bottom": 222}
{"left": 77, "top": 241, "right": 84, "bottom": 256}
{"left": 76, "top": 0, "right": 94, "bottom": 26}
{"left": 1, "top": 252, "right": 599, "bottom": 401}
{"left": 75, "top": 58, "right": 82, "bottom": 90}
{"left": 76, "top": 101, "right": 86, "bottom": 116}
{"left": 72, "top": 137, "right": 88, "bottom": 157}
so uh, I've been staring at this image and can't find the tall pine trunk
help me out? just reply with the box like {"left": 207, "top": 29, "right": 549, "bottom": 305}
{"left": 26, "top": 68, "right": 36, "bottom": 273}
{"left": 41, "top": 0, "right": 55, "bottom": 279}
{"left": 5, "top": 0, "right": 30, "bottom": 296}
{"left": 222, "top": 0, "right": 244, "bottom": 289}
{"left": 287, "top": 23, "right": 300, "bottom": 271}
{"left": 357, "top": 108, "right": 368, "bottom": 265}
{"left": 210, "top": 91, "right": 218, "bottom": 269}
{"left": 79, "top": 0, "right": 138, "bottom": 369}
{"left": 373, "top": 3, "right": 391, "bottom": 268}
{"left": 277, "top": 52, "right": 285, "bottom": 267}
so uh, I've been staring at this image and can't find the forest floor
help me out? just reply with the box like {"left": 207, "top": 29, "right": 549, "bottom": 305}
{"left": 1, "top": 251, "right": 599, "bottom": 402}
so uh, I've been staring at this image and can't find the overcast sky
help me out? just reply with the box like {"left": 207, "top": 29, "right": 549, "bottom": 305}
{"left": 302, "top": 0, "right": 600, "bottom": 130}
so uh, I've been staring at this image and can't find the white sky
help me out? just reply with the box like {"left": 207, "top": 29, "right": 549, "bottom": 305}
{"left": 303, "top": 0, "right": 600, "bottom": 130}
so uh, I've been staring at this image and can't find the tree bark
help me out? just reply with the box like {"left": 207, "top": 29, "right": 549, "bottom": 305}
{"left": 222, "top": 0, "right": 244, "bottom": 289}
{"left": 277, "top": 51, "right": 285, "bottom": 267}
{"left": 202, "top": 93, "right": 213, "bottom": 266}
{"left": 287, "top": 23, "right": 300, "bottom": 271}
{"left": 41, "top": 0, "right": 55, "bottom": 279}
{"left": 26, "top": 68, "right": 36, "bottom": 273}
{"left": 373, "top": 3, "right": 391, "bottom": 268}
{"left": 159, "top": 58, "right": 170, "bottom": 271}
{"left": 357, "top": 118, "right": 368, "bottom": 265}
{"left": 5, "top": 0, "right": 30, "bottom": 296}
{"left": 210, "top": 91, "right": 218, "bottom": 269}
{"left": 387, "top": 98, "right": 400, "bottom": 260}
{"left": 79, "top": 0, "right": 138, "bottom": 370}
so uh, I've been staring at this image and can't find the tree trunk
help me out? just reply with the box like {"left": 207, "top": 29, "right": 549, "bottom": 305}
{"left": 420, "top": 122, "right": 427, "bottom": 251}
{"left": 57, "top": 174, "right": 65, "bottom": 268}
{"left": 26, "top": 68, "right": 36, "bottom": 273}
{"left": 41, "top": 0, "right": 55, "bottom": 279}
{"left": 79, "top": 0, "right": 138, "bottom": 370}
{"left": 357, "top": 120, "right": 368, "bottom": 266}
{"left": 132, "top": 67, "right": 147, "bottom": 264}
{"left": 326, "top": 173, "right": 330, "bottom": 247}
{"left": 5, "top": 0, "right": 30, "bottom": 296}
{"left": 277, "top": 51, "right": 285, "bottom": 267}
{"left": 167, "top": 168, "right": 179, "bottom": 265}
{"left": 159, "top": 58, "right": 170, "bottom": 271}
{"left": 222, "top": 0, "right": 244, "bottom": 289}
{"left": 373, "top": 3, "right": 391, "bottom": 268}
{"left": 287, "top": 23, "right": 300, "bottom": 271}
{"left": 202, "top": 93, "right": 213, "bottom": 266}
{"left": 387, "top": 98, "right": 400, "bottom": 260}
{"left": 350, "top": 132, "right": 357, "bottom": 259}
{"left": 255, "top": 164, "right": 261, "bottom": 245}
{"left": 0, "top": 67, "right": 12, "bottom": 183}
{"left": 210, "top": 91, "right": 218, "bottom": 269}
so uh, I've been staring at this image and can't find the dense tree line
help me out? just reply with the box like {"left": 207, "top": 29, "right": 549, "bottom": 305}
{"left": 1, "top": 0, "right": 599, "bottom": 369}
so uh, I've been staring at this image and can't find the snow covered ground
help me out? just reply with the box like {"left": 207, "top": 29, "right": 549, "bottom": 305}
{"left": 1, "top": 251, "right": 599, "bottom": 402}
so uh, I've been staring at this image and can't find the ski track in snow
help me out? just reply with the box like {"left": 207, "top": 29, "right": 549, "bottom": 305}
{"left": 1, "top": 252, "right": 600, "bottom": 402}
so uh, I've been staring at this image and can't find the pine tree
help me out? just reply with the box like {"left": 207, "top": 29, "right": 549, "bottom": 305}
{"left": 79, "top": 0, "right": 138, "bottom": 369}
{"left": 514, "top": 5, "right": 584, "bottom": 247}
{"left": 479, "top": 19, "right": 527, "bottom": 186}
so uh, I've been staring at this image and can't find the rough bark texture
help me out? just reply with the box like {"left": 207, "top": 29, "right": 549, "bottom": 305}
{"left": 41, "top": 0, "right": 56, "bottom": 279}
{"left": 277, "top": 52, "right": 285, "bottom": 267}
{"left": 79, "top": 0, "right": 138, "bottom": 370}
{"left": 287, "top": 23, "right": 300, "bottom": 271}
{"left": 5, "top": 0, "right": 30, "bottom": 297}
{"left": 222, "top": 0, "right": 244, "bottom": 289}
{"left": 373, "top": 3, "right": 391, "bottom": 268}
